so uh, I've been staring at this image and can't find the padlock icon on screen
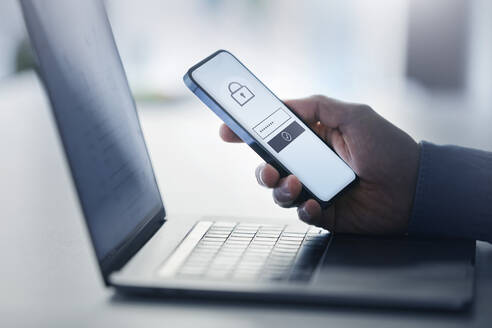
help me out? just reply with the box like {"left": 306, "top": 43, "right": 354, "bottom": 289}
{"left": 228, "top": 82, "right": 254, "bottom": 106}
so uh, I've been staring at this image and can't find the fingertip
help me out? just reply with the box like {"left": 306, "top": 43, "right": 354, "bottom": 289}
{"left": 219, "top": 124, "right": 242, "bottom": 143}
{"left": 259, "top": 164, "right": 280, "bottom": 188}
{"left": 218, "top": 124, "right": 230, "bottom": 141}
{"left": 272, "top": 175, "right": 303, "bottom": 208}
{"left": 298, "top": 199, "right": 322, "bottom": 224}
{"left": 286, "top": 175, "right": 302, "bottom": 197}
{"left": 306, "top": 199, "right": 322, "bottom": 216}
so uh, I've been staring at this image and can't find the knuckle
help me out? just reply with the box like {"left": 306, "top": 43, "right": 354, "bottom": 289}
{"left": 348, "top": 104, "right": 374, "bottom": 119}
{"left": 354, "top": 104, "right": 373, "bottom": 113}
{"left": 311, "top": 94, "right": 328, "bottom": 103}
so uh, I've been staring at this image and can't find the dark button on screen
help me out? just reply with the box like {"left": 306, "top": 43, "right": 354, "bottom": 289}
{"left": 267, "top": 121, "right": 305, "bottom": 153}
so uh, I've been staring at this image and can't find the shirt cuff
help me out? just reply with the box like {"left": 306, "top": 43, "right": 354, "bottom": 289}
{"left": 408, "top": 141, "right": 492, "bottom": 242}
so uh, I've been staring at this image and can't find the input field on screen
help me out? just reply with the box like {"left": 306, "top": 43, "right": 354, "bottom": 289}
{"left": 253, "top": 108, "right": 291, "bottom": 139}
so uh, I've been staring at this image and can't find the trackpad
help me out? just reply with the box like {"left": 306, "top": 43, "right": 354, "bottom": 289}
{"left": 314, "top": 235, "right": 475, "bottom": 308}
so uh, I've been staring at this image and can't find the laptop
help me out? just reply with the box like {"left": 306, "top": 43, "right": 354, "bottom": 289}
{"left": 20, "top": 0, "right": 476, "bottom": 310}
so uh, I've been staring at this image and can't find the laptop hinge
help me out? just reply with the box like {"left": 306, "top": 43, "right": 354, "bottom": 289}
{"left": 99, "top": 207, "right": 165, "bottom": 285}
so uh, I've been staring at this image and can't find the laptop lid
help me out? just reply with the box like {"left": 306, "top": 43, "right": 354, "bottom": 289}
{"left": 20, "top": 0, "right": 165, "bottom": 284}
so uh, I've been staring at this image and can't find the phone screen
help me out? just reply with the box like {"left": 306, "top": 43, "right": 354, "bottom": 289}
{"left": 190, "top": 51, "right": 355, "bottom": 202}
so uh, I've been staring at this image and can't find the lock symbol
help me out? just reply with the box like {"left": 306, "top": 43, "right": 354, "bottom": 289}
{"left": 228, "top": 82, "right": 254, "bottom": 106}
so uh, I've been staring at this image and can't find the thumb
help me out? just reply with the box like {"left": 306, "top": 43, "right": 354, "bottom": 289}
{"left": 284, "top": 95, "right": 352, "bottom": 130}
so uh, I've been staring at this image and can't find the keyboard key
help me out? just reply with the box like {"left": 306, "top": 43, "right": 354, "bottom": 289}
{"left": 284, "top": 225, "right": 309, "bottom": 233}
{"left": 254, "top": 235, "right": 279, "bottom": 240}
{"left": 282, "top": 232, "right": 305, "bottom": 237}
{"left": 229, "top": 234, "right": 253, "bottom": 239}
{"left": 251, "top": 240, "right": 276, "bottom": 245}
{"left": 199, "top": 239, "right": 224, "bottom": 244}
{"left": 278, "top": 237, "right": 303, "bottom": 242}
{"left": 244, "top": 249, "right": 271, "bottom": 255}
{"left": 213, "top": 221, "right": 237, "bottom": 227}
{"left": 236, "top": 224, "right": 261, "bottom": 230}
{"left": 273, "top": 249, "right": 299, "bottom": 255}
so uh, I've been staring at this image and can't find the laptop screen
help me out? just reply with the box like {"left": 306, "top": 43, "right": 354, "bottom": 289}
{"left": 21, "top": 0, "right": 164, "bottom": 261}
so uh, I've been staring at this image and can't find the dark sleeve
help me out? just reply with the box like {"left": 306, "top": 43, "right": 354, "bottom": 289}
{"left": 408, "top": 141, "right": 492, "bottom": 242}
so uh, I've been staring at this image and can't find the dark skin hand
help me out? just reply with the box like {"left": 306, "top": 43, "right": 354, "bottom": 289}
{"left": 219, "top": 95, "right": 420, "bottom": 234}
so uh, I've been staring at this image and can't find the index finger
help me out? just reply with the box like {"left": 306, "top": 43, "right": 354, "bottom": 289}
{"left": 284, "top": 95, "right": 351, "bottom": 129}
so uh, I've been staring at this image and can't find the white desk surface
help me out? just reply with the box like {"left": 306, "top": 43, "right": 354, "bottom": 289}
{"left": 1, "top": 72, "right": 491, "bottom": 327}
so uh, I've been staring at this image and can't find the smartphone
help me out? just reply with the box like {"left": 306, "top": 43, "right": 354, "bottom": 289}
{"left": 184, "top": 50, "right": 356, "bottom": 207}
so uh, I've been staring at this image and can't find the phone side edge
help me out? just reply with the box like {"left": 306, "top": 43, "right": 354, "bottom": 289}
{"left": 184, "top": 72, "right": 262, "bottom": 149}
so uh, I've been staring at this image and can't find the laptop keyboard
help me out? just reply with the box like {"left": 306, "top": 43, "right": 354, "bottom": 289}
{"left": 174, "top": 221, "right": 331, "bottom": 282}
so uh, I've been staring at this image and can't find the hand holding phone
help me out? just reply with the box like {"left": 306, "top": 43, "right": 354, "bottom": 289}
{"left": 219, "top": 96, "right": 421, "bottom": 237}
{"left": 184, "top": 50, "right": 356, "bottom": 207}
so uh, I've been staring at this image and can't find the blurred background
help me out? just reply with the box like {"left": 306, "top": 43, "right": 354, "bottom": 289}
{"left": 2, "top": 2, "right": 492, "bottom": 324}
{"left": 1, "top": 0, "right": 491, "bottom": 144}
{"left": 1, "top": 0, "right": 492, "bottom": 218}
